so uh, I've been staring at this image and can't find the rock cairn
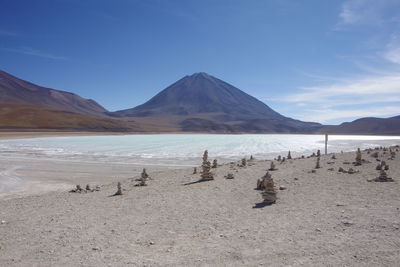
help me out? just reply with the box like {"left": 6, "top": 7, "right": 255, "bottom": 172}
{"left": 70, "top": 184, "right": 100, "bottom": 193}
{"left": 113, "top": 182, "right": 123, "bottom": 196}
{"left": 200, "top": 150, "right": 214, "bottom": 181}
{"left": 287, "top": 151, "right": 292, "bottom": 160}
{"left": 257, "top": 171, "right": 271, "bottom": 190}
{"left": 193, "top": 167, "right": 197, "bottom": 174}
{"left": 212, "top": 159, "right": 218, "bottom": 168}
{"left": 371, "top": 170, "right": 394, "bottom": 182}
{"left": 69, "top": 185, "right": 83, "bottom": 193}
{"left": 269, "top": 161, "right": 277, "bottom": 171}
{"left": 136, "top": 168, "right": 149, "bottom": 186}
{"left": 338, "top": 167, "right": 358, "bottom": 174}
{"left": 354, "top": 148, "right": 362, "bottom": 166}
{"left": 390, "top": 149, "right": 396, "bottom": 159}
{"left": 315, "top": 157, "right": 321, "bottom": 169}
{"left": 240, "top": 158, "right": 247, "bottom": 167}
{"left": 141, "top": 168, "right": 149, "bottom": 179}
{"left": 376, "top": 161, "right": 389, "bottom": 171}
{"left": 259, "top": 172, "right": 277, "bottom": 204}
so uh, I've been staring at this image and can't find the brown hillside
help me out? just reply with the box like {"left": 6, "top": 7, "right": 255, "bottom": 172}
{"left": 0, "top": 102, "right": 140, "bottom": 131}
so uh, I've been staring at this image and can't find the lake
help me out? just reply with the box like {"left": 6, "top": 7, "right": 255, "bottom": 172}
{"left": 1, "top": 134, "right": 399, "bottom": 167}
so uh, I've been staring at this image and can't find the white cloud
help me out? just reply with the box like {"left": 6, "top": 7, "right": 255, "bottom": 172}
{"left": 296, "top": 106, "right": 400, "bottom": 123}
{"left": 288, "top": 0, "right": 400, "bottom": 124}
{"left": 282, "top": 74, "right": 400, "bottom": 104}
{"left": 274, "top": 74, "right": 400, "bottom": 123}
{"left": 338, "top": 0, "right": 398, "bottom": 25}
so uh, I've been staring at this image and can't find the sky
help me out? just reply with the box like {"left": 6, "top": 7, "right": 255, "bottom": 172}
{"left": 0, "top": 0, "right": 399, "bottom": 125}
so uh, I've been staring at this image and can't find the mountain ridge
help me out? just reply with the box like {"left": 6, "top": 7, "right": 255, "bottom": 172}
{"left": 320, "top": 116, "right": 400, "bottom": 135}
{"left": 0, "top": 70, "right": 108, "bottom": 116}
{"left": 0, "top": 69, "right": 399, "bottom": 134}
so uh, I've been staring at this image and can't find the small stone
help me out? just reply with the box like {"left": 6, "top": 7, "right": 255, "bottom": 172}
{"left": 342, "top": 221, "right": 354, "bottom": 226}
{"left": 279, "top": 186, "right": 287, "bottom": 190}
{"left": 149, "top": 241, "right": 155, "bottom": 245}
{"left": 225, "top": 173, "right": 234, "bottom": 179}
{"left": 347, "top": 168, "right": 358, "bottom": 174}
{"left": 0, "top": 220, "right": 5, "bottom": 224}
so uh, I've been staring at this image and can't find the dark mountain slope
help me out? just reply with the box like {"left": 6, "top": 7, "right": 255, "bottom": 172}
{"left": 0, "top": 70, "right": 107, "bottom": 116}
{"left": 113, "top": 72, "right": 321, "bottom": 133}
{"left": 114, "top": 72, "right": 284, "bottom": 120}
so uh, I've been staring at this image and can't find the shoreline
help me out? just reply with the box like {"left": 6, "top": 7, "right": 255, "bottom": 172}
{"left": 1, "top": 130, "right": 400, "bottom": 140}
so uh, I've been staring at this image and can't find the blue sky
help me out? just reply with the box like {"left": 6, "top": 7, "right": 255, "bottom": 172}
{"left": 1, "top": 0, "right": 399, "bottom": 124}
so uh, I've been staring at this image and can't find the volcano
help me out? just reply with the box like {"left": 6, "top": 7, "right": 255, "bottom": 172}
{"left": 113, "top": 72, "right": 322, "bottom": 133}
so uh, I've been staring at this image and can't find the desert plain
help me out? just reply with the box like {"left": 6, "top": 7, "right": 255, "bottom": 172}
{"left": 0, "top": 136, "right": 399, "bottom": 267}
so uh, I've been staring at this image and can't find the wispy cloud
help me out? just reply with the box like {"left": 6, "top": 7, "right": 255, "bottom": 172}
{"left": 296, "top": 106, "right": 400, "bottom": 123}
{"left": 383, "top": 33, "right": 400, "bottom": 64}
{"left": 338, "top": 0, "right": 398, "bottom": 25}
{"left": 283, "top": 74, "right": 400, "bottom": 103}
{"left": 289, "top": 0, "right": 400, "bottom": 123}
{"left": 273, "top": 73, "right": 400, "bottom": 123}
{"left": 0, "top": 46, "right": 67, "bottom": 60}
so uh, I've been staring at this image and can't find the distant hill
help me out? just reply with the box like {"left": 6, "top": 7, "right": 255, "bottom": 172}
{"left": 0, "top": 101, "right": 141, "bottom": 131}
{"left": 113, "top": 72, "right": 322, "bottom": 133}
{"left": 0, "top": 70, "right": 107, "bottom": 116}
{"left": 0, "top": 70, "right": 139, "bottom": 131}
{"left": 320, "top": 116, "right": 400, "bottom": 135}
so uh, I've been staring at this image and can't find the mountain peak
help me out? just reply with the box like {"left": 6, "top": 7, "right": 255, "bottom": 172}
{"left": 190, "top": 72, "right": 211, "bottom": 77}
{"left": 114, "top": 72, "right": 284, "bottom": 120}
{"left": 184, "top": 72, "right": 214, "bottom": 81}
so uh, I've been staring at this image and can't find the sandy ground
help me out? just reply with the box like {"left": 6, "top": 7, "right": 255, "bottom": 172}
{"left": 0, "top": 147, "right": 400, "bottom": 266}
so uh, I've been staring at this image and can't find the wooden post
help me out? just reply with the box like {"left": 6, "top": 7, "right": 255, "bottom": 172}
{"left": 325, "top": 134, "right": 328, "bottom": 155}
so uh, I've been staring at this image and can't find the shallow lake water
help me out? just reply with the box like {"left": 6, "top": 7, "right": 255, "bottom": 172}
{"left": 1, "top": 134, "right": 399, "bottom": 167}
